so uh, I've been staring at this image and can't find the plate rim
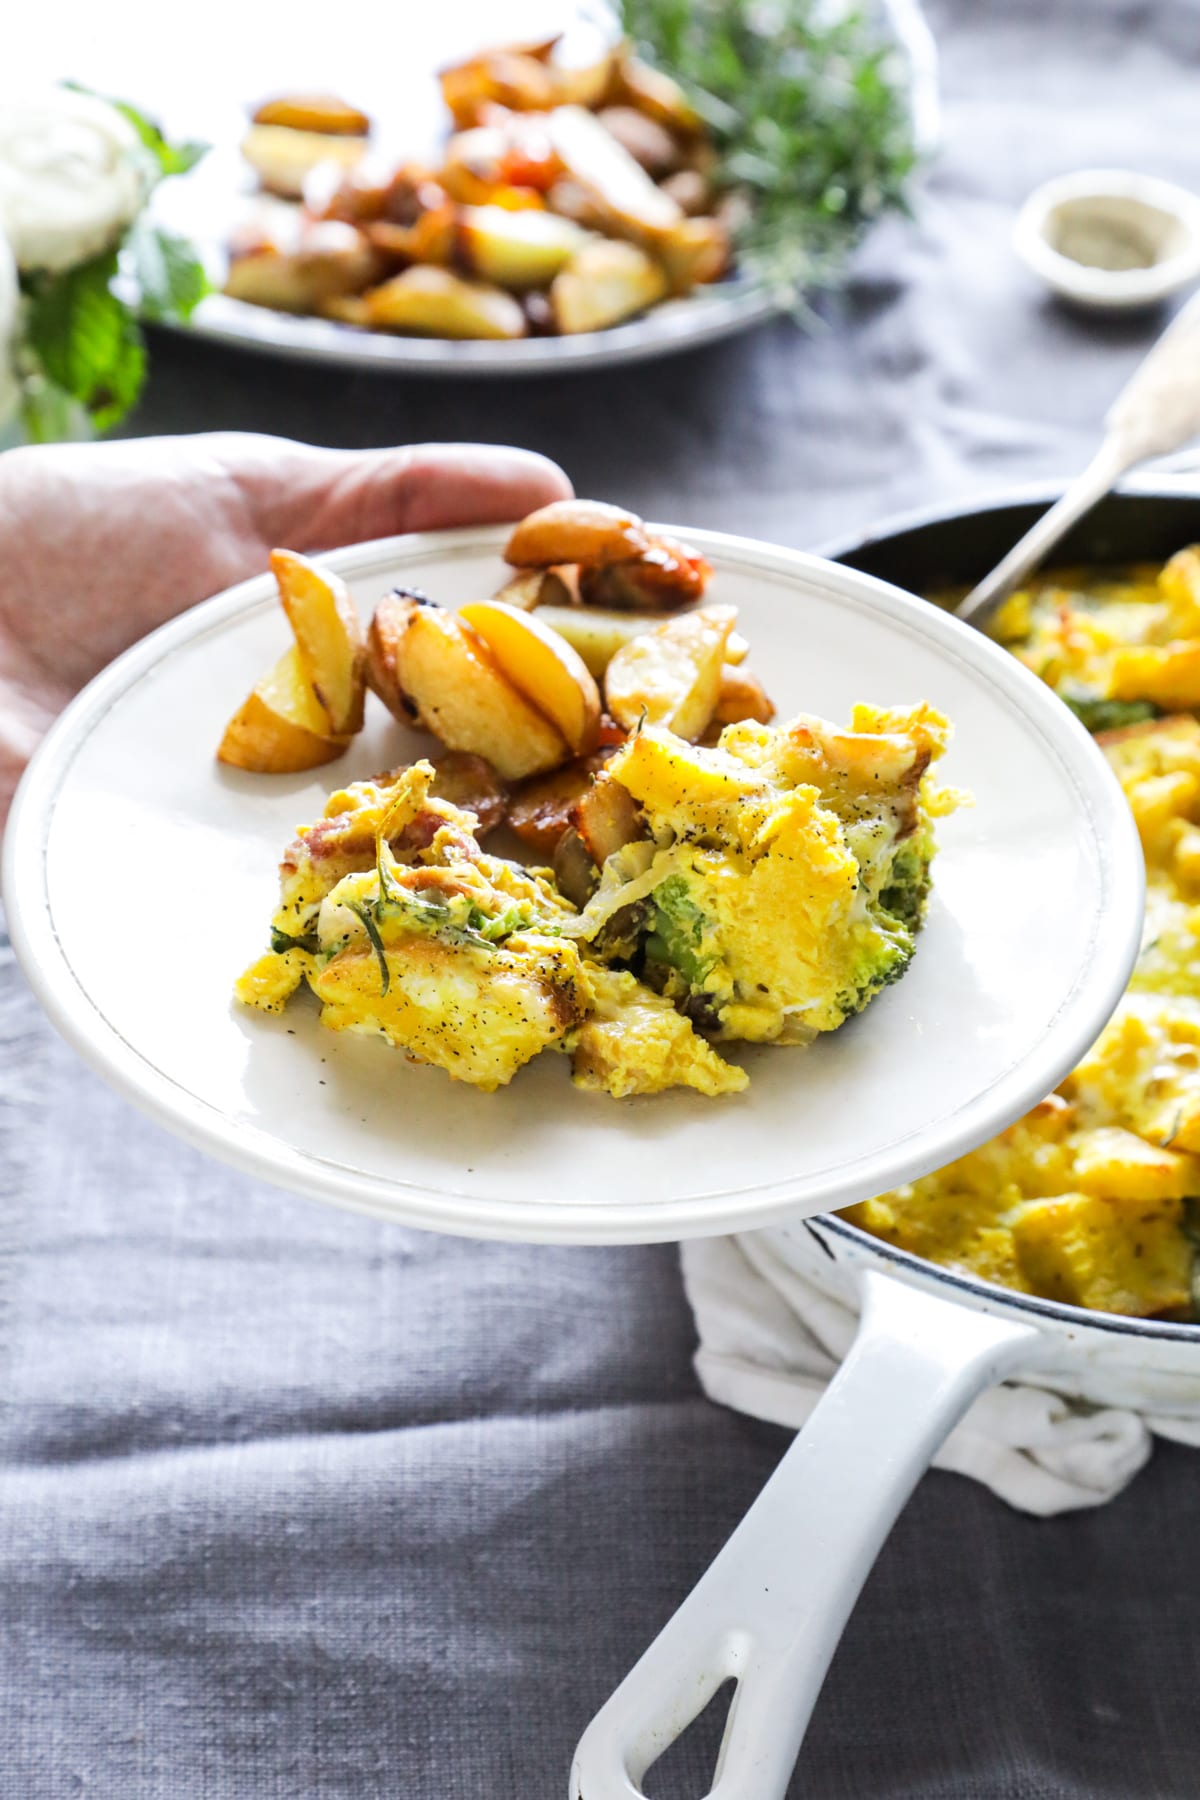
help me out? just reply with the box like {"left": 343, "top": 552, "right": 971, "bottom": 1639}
{"left": 157, "top": 278, "right": 781, "bottom": 378}
{"left": 2, "top": 524, "right": 1144, "bottom": 1243}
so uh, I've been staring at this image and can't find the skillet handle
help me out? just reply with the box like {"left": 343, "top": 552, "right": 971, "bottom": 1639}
{"left": 570, "top": 1269, "right": 1043, "bottom": 1800}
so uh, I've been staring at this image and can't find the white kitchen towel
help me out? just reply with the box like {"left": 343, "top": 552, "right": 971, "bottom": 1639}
{"left": 681, "top": 1233, "right": 1200, "bottom": 1516}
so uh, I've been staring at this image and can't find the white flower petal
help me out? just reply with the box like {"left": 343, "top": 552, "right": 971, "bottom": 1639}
{"left": 0, "top": 88, "right": 147, "bottom": 274}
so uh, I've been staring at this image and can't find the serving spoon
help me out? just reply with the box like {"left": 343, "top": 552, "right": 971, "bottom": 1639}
{"left": 957, "top": 285, "right": 1200, "bottom": 628}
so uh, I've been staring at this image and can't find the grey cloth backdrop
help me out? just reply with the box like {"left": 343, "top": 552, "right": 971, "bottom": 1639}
{"left": 6, "top": 0, "right": 1200, "bottom": 1794}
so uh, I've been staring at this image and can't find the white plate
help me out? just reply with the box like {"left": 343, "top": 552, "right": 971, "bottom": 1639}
{"left": 150, "top": 139, "right": 780, "bottom": 377}
{"left": 142, "top": 0, "right": 940, "bottom": 377}
{"left": 2, "top": 527, "right": 1142, "bottom": 1244}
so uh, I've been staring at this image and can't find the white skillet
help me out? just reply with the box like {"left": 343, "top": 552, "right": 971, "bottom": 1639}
{"left": 3, "top": 525, "right": 1140, "bottom": 1246}
{"left": 571, "top": 1212, "right": 1200, "bottom": 1800}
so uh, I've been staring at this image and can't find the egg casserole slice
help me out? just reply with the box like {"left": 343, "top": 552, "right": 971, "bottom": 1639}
{"left": 237, "top": 706, "right": 957, "bottom": 1097}
{"left": 849, "top": 710, "right": 1200, "bottom": 1319}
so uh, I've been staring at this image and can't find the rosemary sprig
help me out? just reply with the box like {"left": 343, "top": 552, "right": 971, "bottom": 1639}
{"left": 618, "top": 0, "right": 917, "bottom": 300}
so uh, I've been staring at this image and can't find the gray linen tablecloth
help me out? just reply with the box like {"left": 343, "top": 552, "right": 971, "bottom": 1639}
{"left": 6, "top": 1, "right": 1200, "bottom": 1794}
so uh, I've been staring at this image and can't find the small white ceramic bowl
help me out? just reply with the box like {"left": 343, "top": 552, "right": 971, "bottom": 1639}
{"left": 1014, "top": 168, "right": 1200, "bottom": 311}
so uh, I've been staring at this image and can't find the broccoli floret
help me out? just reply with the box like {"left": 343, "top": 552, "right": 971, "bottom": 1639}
{"left": 837, "top": 831, "right": 935, "bottom": 1018}
{"left": 834, "top": 917, "right": 915, "bottom": 1018}
{"left": 878, "top": 834, "right": 933, "bottom": 933}
{"left": 643, "top": 875, "right": 715, "bottom": 990}
{"left": 1057, "top": 684, "right": 1158, "bottom": 734}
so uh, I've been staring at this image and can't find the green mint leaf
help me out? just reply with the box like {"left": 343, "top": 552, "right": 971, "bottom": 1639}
{"left": 109, "top": 97, "right": 207, "bottom": 178}
{"left": 63, "top": 83, "right": 208, "bottom": 180}
{"left": 125, "top": 217, "right": 210, "bottom": 322}
{"left": 25, "top": 252, "right": 146, "bottom": 430}
{"left": 18, "top": 377, "right": 89, "bottom": 446}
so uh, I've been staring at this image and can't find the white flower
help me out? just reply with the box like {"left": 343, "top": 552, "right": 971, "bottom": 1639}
{"left": 0, "top": 88, "right": 147, "bottom": 274}
{"left": 0, "top": 227, "right": 19, "bottom": 429}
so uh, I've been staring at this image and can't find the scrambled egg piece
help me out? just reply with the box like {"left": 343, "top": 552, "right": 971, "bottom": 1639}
{"left": 572, "top": 706, "right": 958, "bottom": 1047}
{"left": 236, "top": 758, "right": 727, "bottom": 1094}
{"left": 850, "top": 705, "right": 1200, "bottom": 1318}
{"left": 237, "top": 705, "right": 957, "bottom": 1099}
{"left": 571, "top": 967, "right": 748, "bottom": 1098}
{"left": 993, "top": 546, "right": 1200, "bottom": 729}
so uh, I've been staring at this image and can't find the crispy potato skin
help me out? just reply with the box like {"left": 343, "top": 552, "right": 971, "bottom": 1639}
{"left": 505, "top": 500, "right": 709, "bottom": 611}
{"left": 365, "top": 591, "right": 428, "bottom": 724}
{"left": 505, "top": 499, "right": 652, "bottom": 570}
{"left": 573, "top": 771, "right": 647, "bottom": 867}
{"left": 509, "top": 754, "right": 611, "bottom": 855}
{"left": 367, "top": 596, "right": 569, "bottom": 781}
{"left": 578, "top": 537, "right": 711, "bottom": 611}
{"left": 427, "top": 751, "right": 509, "bottom": 834}
{"left": 252, "top": 94, "right": 372, "bottom": 135}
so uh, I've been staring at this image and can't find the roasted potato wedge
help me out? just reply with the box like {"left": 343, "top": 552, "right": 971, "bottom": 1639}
{"left": 578, "top": 535, "right": 712, "bottom": 610}
{"left": 366, "top": 205, "right": 458, "bottom": 268}
{"left": 658, "top": 169, "right": 713, "bottom": 216}
{"left": 365, "top": 590, "right": 428, "bottom": 722}
{"left": 225, "top": 216, "right": 380, "bottom": 314}
{"left": 428, "top": 751, "right": 509, "bottom": 833}
{"left": 546, "top": 105, "right": 682, "bottom": 240}
{"left": 252, "top": 94, "right": 371, "bottom": 136}
{"left": 218, "top": 645, "right": 348, "bottom": 773}
{"left": 543, "top": 178, "right": 608, "bottom": 231}
{"left": 550, "top": 238, "right": 669, "bottom": 334}
{"left": 657, "top": 216, "right": 731, "bottom": 292}
{"left": 368, "top": 596, "right": 568, "bottom": 781}
{"left": 318, "top": 294, "right": 372, "bottom": 326}
{"left": 458, "top": 600, "right": 602, "bottom": 755}
{"left": 458, "top": 204, "right": 589, "bottom": 289}
{"left": 531, "top": 604, "right": 659, "bottom": 678}
{"left": 505, "top": 499, "right": 652, "bottom": 569}
{"left": 362, "top": 266, "right": 527, "bottom": 339}
{"left": 573, "top": 769, "right": 647, "bottom": 866}
{"left": 613, "top": 55, "right": 704, "bottom": 138}
{"left": 270, "top": 548, "right": 365, "bottom": 735}
{"left": 596, "top": 106, "right": 681, "bottom": 177}
{"left": 441, "top": 124, "right": 557, "bottom": 204}
{"left": 440, "top": 50, "right": 556, "bottom": 130}
{"left": 494, "top": 568, "right": 578, "bottom": 611}
{"left": 605, "top": 605, "right": 738, "bottom": 739}
{"left": 713, "top": 662, "right": 777, "bottom": 727}
{"left": 530, "top": 604, "right": 745, "bottom": 679}
{"left": 241, "top": 124, "right": 368, "bottom": 199}
{"left": 551, "top": 53, "right": 620, "bottom": 110}
{"left": 310, "top": 158, "right": 445, "bottom": 226}
{"left": 508, "top": 755, "right": 609, "bottom": 855}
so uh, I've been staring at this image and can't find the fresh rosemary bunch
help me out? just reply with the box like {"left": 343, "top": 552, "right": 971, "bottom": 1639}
{"left": 618, "top": 0, "right": 918, "bottom": 298}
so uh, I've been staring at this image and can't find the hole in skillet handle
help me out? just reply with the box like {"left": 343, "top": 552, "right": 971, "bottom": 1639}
{"left": 640, "top": 1679, "right": 739, "bottom": 1800}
